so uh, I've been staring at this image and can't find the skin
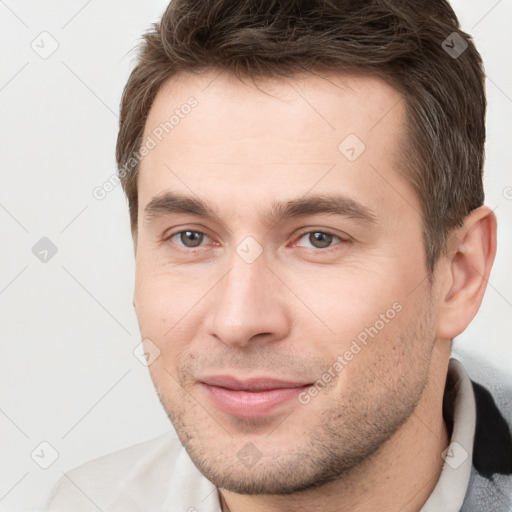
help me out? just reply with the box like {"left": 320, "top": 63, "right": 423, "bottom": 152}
{"left": 133, "top": 70, "right": 496, "bottom": 512}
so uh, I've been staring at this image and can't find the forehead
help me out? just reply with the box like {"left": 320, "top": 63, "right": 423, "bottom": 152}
{"left": 143, "top": 70, "right": 405, "bottom": 158}
{"left": 138, "top": 70, "right": 416, "bottom": 225}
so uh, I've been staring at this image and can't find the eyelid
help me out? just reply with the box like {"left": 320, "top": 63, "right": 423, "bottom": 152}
{"left": 164, "top": 228, "right": 213, "bottom": 248}
{"left": 291, "top": 229, "right": 350, "bottom": 249}
{"left": 163, "top": 227, "right": 350, "bottom": 251}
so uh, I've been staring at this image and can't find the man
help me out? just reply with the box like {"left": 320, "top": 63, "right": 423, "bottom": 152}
{"left": 45, "top": 0, "right": 512, "bottom": 510}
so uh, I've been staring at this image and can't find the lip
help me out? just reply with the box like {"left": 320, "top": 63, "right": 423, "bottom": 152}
{"left": 199, "top": 375, "right": 311, "bottom": 418}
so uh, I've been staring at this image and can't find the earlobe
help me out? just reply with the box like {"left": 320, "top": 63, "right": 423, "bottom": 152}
{"left": 436, "top": 206, "right": 497, "bottom": 340}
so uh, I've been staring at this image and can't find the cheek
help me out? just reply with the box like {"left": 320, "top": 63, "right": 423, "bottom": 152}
{"left": 133, "top": 259, "right": 219, "bottom": 382}
{"left": 283, "top": 260, "right": 409, "bottom": 344}
{"left": 287, "top": 260, "right": 432, "bottom": 393}
{"left": 134, "top": 257, "right": 204, "bottom": 335}
{"left": 323, "top": 298, "right": 432, "bottom": 410}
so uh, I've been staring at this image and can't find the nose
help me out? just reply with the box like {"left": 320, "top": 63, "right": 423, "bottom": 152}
{"left": 204, "top": 251, "right": 291, "bottom": 348}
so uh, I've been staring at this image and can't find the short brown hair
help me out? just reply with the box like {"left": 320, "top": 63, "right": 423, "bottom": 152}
{"left": 116, "top": 0, "right": 486, "bottom": 271}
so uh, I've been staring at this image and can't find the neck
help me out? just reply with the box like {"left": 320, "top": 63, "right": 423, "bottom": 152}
{"left": 220, "top": 347, "right": 451, "bottom": 512}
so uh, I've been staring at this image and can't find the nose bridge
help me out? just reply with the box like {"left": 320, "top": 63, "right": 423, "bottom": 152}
{"left": 205, "top": 250, "right": 288, "bottom": 347}
{"left": 219, "top": 254, "right": 271, "bottom": 326}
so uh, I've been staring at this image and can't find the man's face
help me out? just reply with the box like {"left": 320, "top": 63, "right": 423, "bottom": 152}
{"left": 134, "top": 71, "right": 441, "bottom": 493}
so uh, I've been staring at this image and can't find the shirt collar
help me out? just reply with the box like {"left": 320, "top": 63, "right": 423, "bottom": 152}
{"left": 420, "top": 357, "right": 476, "bottom": 512}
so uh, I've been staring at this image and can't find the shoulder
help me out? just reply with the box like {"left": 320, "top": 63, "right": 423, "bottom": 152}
{"left": 44, "top": 432, "right": 184, "bottom": 512}
{"left": 452, "top": 348, "right": 512, "bottom": 420}
{"left": 452, "top": 348, "right": 512, "bottom": 510}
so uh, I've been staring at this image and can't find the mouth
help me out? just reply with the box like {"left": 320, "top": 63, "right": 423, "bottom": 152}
{"left": 199, "top": 375, "right": 312, "bottom": 418}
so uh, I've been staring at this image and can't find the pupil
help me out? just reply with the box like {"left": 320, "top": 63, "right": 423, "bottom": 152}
{"left": 310, "top": 232, "right": 332, "bottom": 248}
{"left": 181, "top": 231, "right": 203, "bottom": 247}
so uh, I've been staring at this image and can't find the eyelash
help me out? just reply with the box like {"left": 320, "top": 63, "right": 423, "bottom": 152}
{"left": 165, "top": 229, "right": 347, "bottom": 252}
{"left": 293, "top": 229, "right": 345, "bottom": 250}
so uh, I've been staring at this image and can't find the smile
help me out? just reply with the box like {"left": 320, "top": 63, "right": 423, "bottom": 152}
{"left": 199, "top": 376, "right": 312, "bottom": 418}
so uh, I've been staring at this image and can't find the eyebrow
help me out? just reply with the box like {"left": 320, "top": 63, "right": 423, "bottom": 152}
{"left": 143, "top": 191, "right": 377, "bottom": 226}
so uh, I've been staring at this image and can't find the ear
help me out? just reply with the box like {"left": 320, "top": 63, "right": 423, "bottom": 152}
{"left": 436, "top": 206, "right": 497, "bottom": 340}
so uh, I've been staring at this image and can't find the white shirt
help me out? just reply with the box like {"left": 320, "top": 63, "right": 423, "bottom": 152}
{"left": 44, "top": 358, "right": 476, "bottom": 512}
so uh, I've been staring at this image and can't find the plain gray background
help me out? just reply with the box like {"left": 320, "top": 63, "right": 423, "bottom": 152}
{"left": 1, "top": 1, "right": 511, "bottom": 510}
